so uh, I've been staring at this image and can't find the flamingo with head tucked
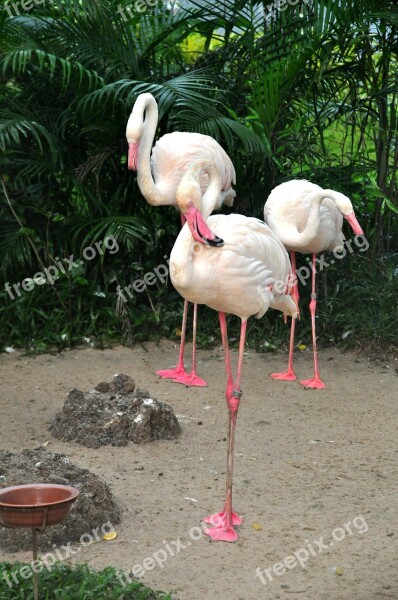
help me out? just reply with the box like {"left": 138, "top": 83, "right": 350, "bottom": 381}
{"left": 170, "top": 159, "right": 298, "bottom": 542}
{"left": 264, "top": 179, "right": 364, "bottom": 389}
{"left": 126, "top": 93, "right": 236, "bottom": 387}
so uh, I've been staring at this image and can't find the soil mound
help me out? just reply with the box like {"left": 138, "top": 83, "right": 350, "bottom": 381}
{"left": 0, "top": 448, "right": 120, "bottom": 552}
{"left": 49, "top": 373, "right": 181, "bottom": 448}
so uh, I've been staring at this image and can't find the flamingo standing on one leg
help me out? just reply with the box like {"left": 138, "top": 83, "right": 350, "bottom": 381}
{"left": 264, "top": 179, "right": 364, "bottom": 389}
{"left": 170, "top": 160, "right": 298, "bottom": 542}
{"left": 126, "top": 93, "right": 236, "bottom": 387}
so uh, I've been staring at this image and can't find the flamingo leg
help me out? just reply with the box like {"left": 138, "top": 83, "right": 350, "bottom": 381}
{"left": 300, "top": 253, "right": 325, "bottom": 389}
{"left": 169, "top": 304, "right": 207, "bottom": 387}
{"left": 271, "top": 251, "right": 298, "bottom": 381}
{"left": 202, "top": 313, "right": 245, "bottom": 542}
{"left": 156, "top": 299, "right": 190, "bottom": 381}
{"left": 173, "top": 302, "right": 208, "bottom": 387}
{"left": 157, "top": 211, "right": 207, "bottom": 387}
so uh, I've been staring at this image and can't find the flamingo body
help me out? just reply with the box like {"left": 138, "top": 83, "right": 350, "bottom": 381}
{"left": 264, "top": 179, "right": 364, "bottom": 388}
{"left": 126, "top": 93, "right": 236, "bottom": 207}
{"left": 171, "top": 213, "right": 295, "bottom": 319}
{"left": 264, "top": 179, "right": 348, "bottom": 253}
{"left": 126, "top": 92, "right": 237, "bottom": 386}
{"left": 151, "top": 132, "right": 236, "bottom": 207}
{"left": 171, "top": 160, "right": 297, "bottom": 542}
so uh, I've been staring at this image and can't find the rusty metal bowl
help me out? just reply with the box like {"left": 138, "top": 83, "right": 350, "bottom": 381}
{"left": 0, "top": 484, "right": 79, "bottom": 530}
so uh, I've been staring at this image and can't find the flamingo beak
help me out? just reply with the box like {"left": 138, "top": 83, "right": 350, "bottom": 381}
{"left": 185, "top": 206, "right": 224, "bottom": 247}
{"left": 128, "top": 142, "right": 139, "bottom": 171}
{"left": 344, "top": 212, "right": 363, "bottom": 236}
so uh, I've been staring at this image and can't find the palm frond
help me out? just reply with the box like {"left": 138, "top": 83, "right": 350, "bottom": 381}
{"left": 72, "top": 216, "right": 152, "bottom": 253}
{"left": 170, "top": 104, "right": 264, "bottom": 155}
{"left": 0, "top": 111, "right": 57, "bottom": 158}
{"left": 2, "top": 49, "right": 103, "bottom": 90}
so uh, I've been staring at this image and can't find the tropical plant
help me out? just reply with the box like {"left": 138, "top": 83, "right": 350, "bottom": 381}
{"left": 0, "top": 562, "right": 173, "bottom": 599}
{"left": 0, "top": 0, "right": 262, "bottom": 349}
{"left": 0, "top": 0, "right": 397, "bottom": 351}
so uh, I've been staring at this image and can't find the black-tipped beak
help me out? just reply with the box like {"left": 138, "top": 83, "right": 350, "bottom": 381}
{"left": 185, "top": 206, "right": 224, "bottom": 247}
{"left": 205, "top": 235, "right": 224, "bottom": 247}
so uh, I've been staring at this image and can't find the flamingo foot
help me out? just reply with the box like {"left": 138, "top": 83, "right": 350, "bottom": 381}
{"left": 300, "top": 377, "right": 326, "bottom": 389}
{"left": 172, "top": 371, "right": 208, "bottom": 387}
{"left": 270, "top": 370, "right": 297, "bottom": 381}
{"left": 155, "top": 365, "right": 188, "bottom": 381}
{"left": 201, "top": 510, "right": 243, "bottom": 527}
{"left": 204, "top": 524, "right": 238, "bottom": 543}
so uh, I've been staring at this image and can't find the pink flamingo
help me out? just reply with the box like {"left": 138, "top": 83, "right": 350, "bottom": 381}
{"left": 126, "top": 93, "right": 236, "bottom": 387}
{"left": 170, "top": 160, "right": 298, "bottom": 542}
{"left": 264, "top": 179, "right": 364, "bottom": 389}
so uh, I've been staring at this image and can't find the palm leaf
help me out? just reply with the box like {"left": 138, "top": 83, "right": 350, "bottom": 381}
{"left": 2, "top": 49, "right": 103, "bottom": 90}
{"left": 0, "top": 111, "right": 58, "bottom": 159}
{"left": 72, "top": 216, "right": 152, "bottom": 253}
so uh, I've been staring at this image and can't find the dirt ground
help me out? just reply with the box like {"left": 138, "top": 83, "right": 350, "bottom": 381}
{"left": 0, "top": 341, "right": 397, "bottom": 600}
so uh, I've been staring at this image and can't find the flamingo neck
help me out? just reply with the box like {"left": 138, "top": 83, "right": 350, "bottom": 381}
{"left": 279, "top": 191, "right": 331, "bottom": 248}
{"left": 136, "top": 97, "right": 164, "bottom": 206}
{"left": 201, "top": 166, "right": 223, "bottom": 219}
{"left": 181, "top": 160, "right": 222, "bottom": 220}
{"left": 172, "top": 159, "right": 222, "bottom": 289}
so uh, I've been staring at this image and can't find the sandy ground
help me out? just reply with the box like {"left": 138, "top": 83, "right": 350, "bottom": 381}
{"left": 0, "top": 341, "right": 397, "bottom": 600}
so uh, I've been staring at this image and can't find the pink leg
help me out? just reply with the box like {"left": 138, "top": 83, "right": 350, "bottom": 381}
{"left": 300, "top": 254, "right": 325, "bottom": 389}
{"left": 156, "top": 299, "right": 190, "bottom": 382}
{"left": 157, "top": 213, "right": 207, "bottom": 387}
{"left": 271, "top": 251, "right": 298, "bottom": 381}
{"left": 202, "top": 313, "right": 245, "bottom": 542}
{"left": 176, "top": 303, "right": 207, "bottom": 387}
{"left": 157, "top": 212, "right": 197, "bottom": 384}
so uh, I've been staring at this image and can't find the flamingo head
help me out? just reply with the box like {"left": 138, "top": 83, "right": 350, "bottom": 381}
{"left": 126, "top": 93, "right": 157, "bottom": 171}
{"left": 185, "top": 205, "right": 224, "bottom": 247}
{"left": 333, "top": 191, "right": 364, "bottom": 236}
{"left": 343, "top": 211, "right": 364, "bottom": 236}
{"left": 177, "top": 178, "right": 224, "bottom": 248}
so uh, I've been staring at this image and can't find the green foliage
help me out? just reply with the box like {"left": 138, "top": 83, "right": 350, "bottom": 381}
{"left": 0, "top": 0, "right": 397, "bottom": 352}
{"left": 319, "top": 253, "right": 398, "bottom": 349}
{"left": 0, "top": 562, "right": 174, "bottom": 599}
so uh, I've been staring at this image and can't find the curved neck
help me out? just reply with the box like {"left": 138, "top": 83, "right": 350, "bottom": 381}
{"left": 187, "top": 161, "right": 221, "bottom": 219}
{"left": 173, "top": 160, "right": 221, "bottom": 287}
{"left": 280, "top": 191, "right": 334, "bottom": 247}
{"left": 136, "top": 97, "right": 164, "bottom": 206}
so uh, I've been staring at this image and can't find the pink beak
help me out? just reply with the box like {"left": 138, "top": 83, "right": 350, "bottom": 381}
{"left": 185, "top": 206, "right": 224, "bottom": 247}
{"left": 344, "top": 212, "right": 363, "bottom": 236}
{"left": 128, "top": 142, "right": 139, "bottom": 171}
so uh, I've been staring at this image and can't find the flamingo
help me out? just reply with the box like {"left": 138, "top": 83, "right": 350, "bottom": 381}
{"left": 126, "top": 93, "right": 236, "bottom": 387}
{"left": 170, "top": 159, "right": 298, "bottom": 542}
{"left": 264, "top": 179, "right": 364, "bottom": 389}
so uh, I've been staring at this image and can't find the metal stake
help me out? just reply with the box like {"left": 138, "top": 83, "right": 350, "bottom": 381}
{"left": 32, "top": 529, "right": 39, "bottom": 600}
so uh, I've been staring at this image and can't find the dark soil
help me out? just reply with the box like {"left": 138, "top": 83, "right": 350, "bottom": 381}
{"left": 0, "top": 448, "right": 121, "bottom": 552}
{"left": 49, "top": 373, "right": 181, "bottom": 448}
